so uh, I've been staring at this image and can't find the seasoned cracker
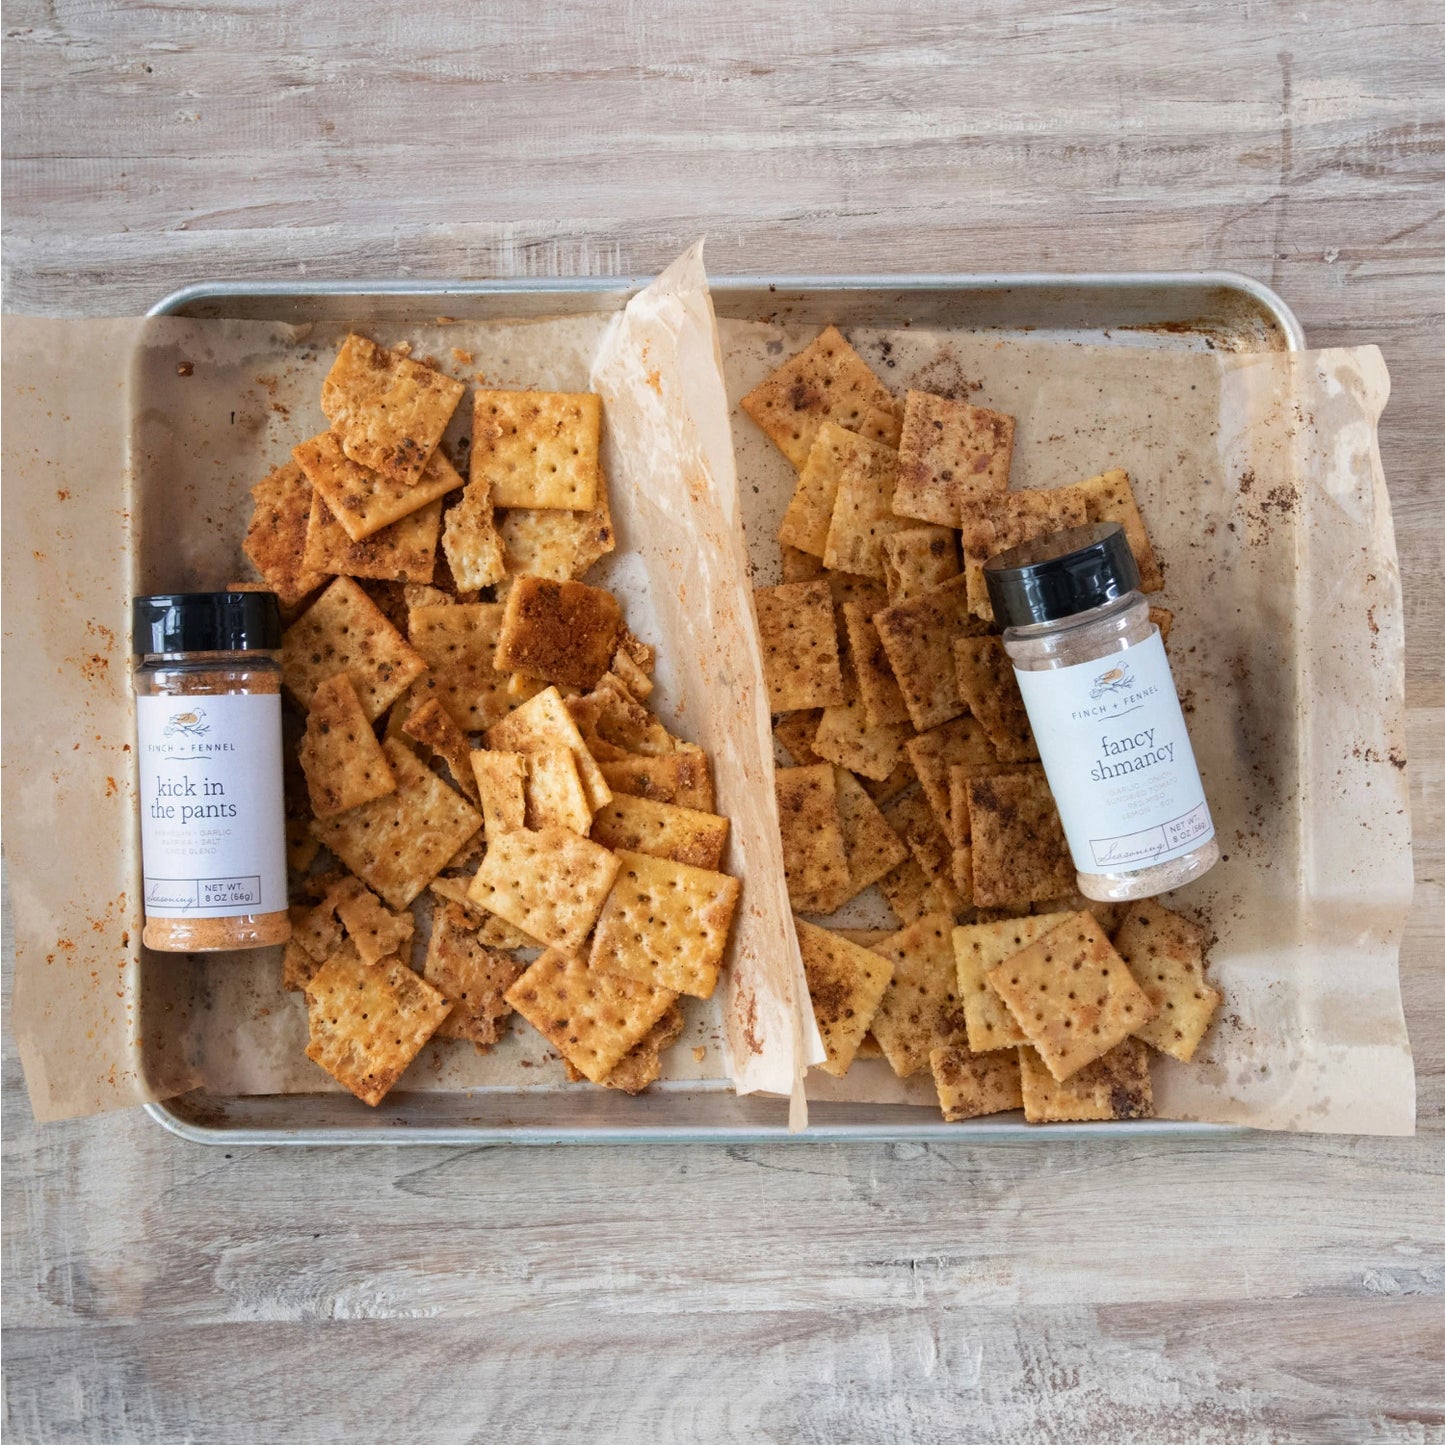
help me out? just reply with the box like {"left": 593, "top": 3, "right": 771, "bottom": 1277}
{"left": 861, "top": 755, "right": 917, "bottom": 808}
{"left": 599, "top": 749, "right": 715, "bottom": 813}
{"left": 610, "top": 646, "right": 653, "bottom": 700}
{"left": 588, "top": 793, "right": 729, "bottom": 871}
{"left": 497, "top": 479, "right": 615, "bottom": 582}
{"left": 505, "top": 948, "right": 678, "bottom": 1084}
{"left": 302, "top": 487, "right": 441, "bottom": 585}
{"left": 906, "top": 717, "right": 998, "bottom": 841}
{"left": 282, "top": 576, "right": 427, "bottom": 720}
{"left": 774, "top": 763, "right": 852, "bottom": 915}
{"left": 821, "top": 433, "right": 909, "bottom": 580}
{"left": 967, "top": 767, "right": 1074, "bottom": 908}
{"left": 881, "top": 526, "right": 960, "bottom": 604}
{"left": 283, "top": 938, "right": 325, "bottom": 993}
{"left": 589, "top": 849, "right": 741, "bottom": 1000}
{"left": 428, "top": 876, "right": 535, "bottom": 950}
{"left": 294, "top": 429, "right": 462, "bottom": 544}
{"left": 284, "top": 892, "right": 345, "bottom": 990}
{"left": 312, "top": 738, "right": 481, "bottom": 909}
{"left": 1062, "top": 468, "right": 1163, "bottom": 592}
{"left": 242, "top": 461, "right": 329, "bottom": 608}
{"left": 407, "top": 601, "right": 512, "bottom": 731}
{"left": 795, "top": 918, "right": 894, "bottom": 1078}
{"left": 524, "top": 746, "right": 593, "bottom": 834}
{"left": 780, "top": 543, "right": 828, "bottom": 582}
{"left": 841, "top": 601, "right": 911, "bottom": 729}
{"left": 929, "top": 1044, "right": 1024, "bottom": 1121}
{"left": 485, "top": 685, "right": 612, "bottom": 812}
{"left": 297, "top": 671, "right": 398, "bottom": 817}
{"left": 1019, "top": 1038, "right": 1154, "bottom": 1123}
{"left": 811, "top": 698, "right": 911, "bottom": 782}
{"left": 960, "top": 487, "right": 1089, "bottom": 622}
{"left": 423, "top": 903, "right": 526, "bottom": 1048}
{"left": 870, "top": 912, "right": 968, "bottom": 1078}
{"left": 876, "top": 857, "right": 934, "bottom": 926}
{"left": 776, "top": 420, "right": 856, "bottom": 556}
{"left": 590, "top": 1002, "right": 685, "bottom": 1094}
{"left": 774, "top": 710, "right": 825, "bottom": 766}
{"left": 832, "top": 767, "right": 910, "bottom": 899}
{"left": 331, "top": 876, "right": 415, "bottom": 966}
{"left": 873, "top": 574, "right": 989, "bottom": 732}
{"left": 753, "top": 580, "right": 847, "bottom": 713}
{"left": 894, "top": 391, "right": 1015, "bottom": 526}
{"left": 1112, "top": 901, "right": 1221, "bottom": 1062}
{"left": 473, "top": 390, "right": 601, "bottom": 511}
{"left": 568, "top": 674, "right": 679, "bottom": 758}
{"left": 441, "top": 475, "right": 507, "bottom": 591}
{"left": 494, "top": 576, "right": 623, "bottom": 691}
{"left": 740, "top": 326, "right": 900, "bottom": 467}
{"left": 952, "top": 912, "right": 1074, "bottom": 1053}
{"left": 402, "top": 697, "right": 481, "bottom": 802}
{"left": 320, "top": 333, "right": 465, "bottom": 489}
{"left": 303, "top": 944, "right": 451, "bottom": 1106}
{"left": 987, "top": 911, "right": 1156, "bottom": 1081}
{"left": 954, "top": 635, "right": 1038, "bottom": 763}
{"left": 468, "top": 825, "right": 620, "bottom": 955}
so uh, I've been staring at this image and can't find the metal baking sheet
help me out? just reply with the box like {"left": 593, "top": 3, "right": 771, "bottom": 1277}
{"left": 141, "top": 271, "right": 1301, "bottom": 1145}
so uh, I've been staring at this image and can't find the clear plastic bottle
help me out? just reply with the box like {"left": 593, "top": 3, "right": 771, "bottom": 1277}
{"left": 984, "top": 522, "right": 1218, "bottom": 902}
{"left": 133, "top": 592, "right": 292, "bottom": 952}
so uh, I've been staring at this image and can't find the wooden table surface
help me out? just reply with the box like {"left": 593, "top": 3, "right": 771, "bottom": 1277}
{"left": 4, "top": 3, "right": 1442, "bottom": 1440}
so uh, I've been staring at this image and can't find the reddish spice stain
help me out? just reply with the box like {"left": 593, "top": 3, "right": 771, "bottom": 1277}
{"left": 57, "top": 489, "right": 71, "bottom": 501}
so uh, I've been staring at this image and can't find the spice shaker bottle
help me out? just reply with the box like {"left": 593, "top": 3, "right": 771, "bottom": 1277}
{"left": 984, "top": 522, "right": 1218, "bottom": 902}
{"left": 132, "top": 592, "right": 292, "bottom": 952}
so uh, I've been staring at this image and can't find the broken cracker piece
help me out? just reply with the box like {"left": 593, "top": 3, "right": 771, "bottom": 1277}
{"left": 441, "top": 475, "right": 507, "bottom": 591}
{"left": 468, "top": 749, "right": 528, "bottom": 841}
{"left": 484, "top": 684, "right": 611, "bottom": 812}
{"left": 524, "top": 746, "right": 593, "bottom": 834}
{"left": 795, "top": 918, "right": 894, "bottom": 1078}
{"left": 776, "top": 419, "right": 858, "bottom": 557}
{"left": 402, "top": 697, "right": 481, "bottom": 803}
{"left": 242, "top": 461, "right": 329, "bottom": 608}
{"left": 832, "top": 767, "right": 910, "bottom": 901}
{"left": 881, "top": 525, "right": 960, "bottom": 604}
{"left": 424, "top": 902, "right": 526, "bottom": 1049}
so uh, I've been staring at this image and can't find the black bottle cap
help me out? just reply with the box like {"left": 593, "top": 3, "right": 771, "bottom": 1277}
{"left": 983, "top": 522, "right": 1141, "bottom": 628}
{"left": 133, "top": 592, "right": 283, "bottom": 655}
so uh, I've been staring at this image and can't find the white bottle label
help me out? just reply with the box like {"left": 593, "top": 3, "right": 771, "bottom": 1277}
{"left": 136, "top": 692, "right": 288, "bottom": 918}
{"left": 1013, "top": 632, "right": 1213, "bottom": 874}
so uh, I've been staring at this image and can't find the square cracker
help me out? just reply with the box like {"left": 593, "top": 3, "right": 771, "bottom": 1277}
{"left": 895, "top": 391, "right": 1015, "bottom": 526}
{"left": 967, "top": 768, "right": 1074, "bottom": 908}
{"left": 423, "top": 903, "right": 526, "bottom": 1048}
{"left": 776, "top": 420, "right": 858, "bottom": 556}
{"left": 599, "top": 749, "right": 715, "bottom": 813}
{"left": 812, "top": 699, "right": 910, "bottom": 783}
{"left": 330, "top": 877, "right": 415, "bottom": 966}
{"left": 961, "top": 488, "right": 1089, "bottom": 622}
{"left": 753, "top": 581, "right": 847, "bottom": 713}
{"left": 302, "top": 487, "right": 441, "bottom": 586}
{"left": 987, "top": 911, "right": 1157, "bottom": 1082}
{"left": 303, "top": 944, "right": 451, "bottom": 1106}
{"left": 740, "top": 326, "right": 900, "bottom": 467}
{"left": 473, "top": 390, "right": 601, "bottom": 511}
{"left": 1112, "top": 901, "right": 1221, "bottom": 1062}
{"left": 906, "top": 717, "right": 998, "bottom": 842}
{"left": 407, "top": 601, "right": 512, "bottom": 731}
{"left": 881, "top": 526, "right": 960, "bottom": 604}
{"left": 774, "top": 710, "right": 824, "bottom": 766}
{"left": 1019, "top": 1038, "right": 1154, "bottom": 1123}
{"left": 441, "top": 476, "right": 507, "bottom": 592}
{"left": 775, "top": 763, "right": 852, "bottom": 915}
{"left": 955, "top": 636, "right": 1038, "bottom": 763}
{"left": 469, "top": 749, "right": 528, "bottom": 841}
{"left": 468, "top": 825, "right": 620, "bottom": 956}
{"left": 283, "top": 576, "right": 427, "bottom": 720}
{"left": 494, "top": 577, "right": 623, "bottom": 691}
{"left": 497, "top": 476, "right": 615, "bottom": 583}
{"left": 312, "top": 738, "right": 480, "bottom": 909}
{"left": 589, "top": 849, "right": 741, "bottom": 1000}
{"left": 930, "top": 1044, "right": 1024, "bottom": 1121}
{"left": 870, "top": 912, "right": 969, "bottom": 1078}
{"left": 401, "top": 697, "right": 480, "bottom": 802}
{"left": 298, "top": 671, "right": 397, "bottom": 817}
{"left": 485, "top": 685, "right": 612, "bottom": 812}
{"left": 321, "top": 333, "right": 465, "bottom": 489}
{"left": 506, "top": 948, "right": 678, "bottom": 1084}
{"left": 821, "top": 434, "right": 909, "bottom": 580}
{"left": 833, "top": 767, "right": 910, "bottom": 900}
{"left": 841, "top": 602, "right": 911, "bottom": 730}
{"left": 874, "top": 575, "right": 990, "bottom": 732}
{"left": 1062, "top": 468, "right": 1163, "bottom": 592}
{"left": 795, "top": 918, "right": 894, "bottom": 1077}
{"left": 524, "top": 746, "right": 593, "bottom": 834}
{"left": 243, "top": 462, "right": 329, "bottom": 607}
{"left": 588, "top": 793, "right": 729, "bottom": 871}
{"left": 952, "top": 912, "right": 1075, "bottom": 1052}
{"left": 294, "top": 430, "right": 462, "bottom": 544}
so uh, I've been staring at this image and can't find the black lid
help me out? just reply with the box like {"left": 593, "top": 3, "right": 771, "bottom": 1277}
{"left": 983, "top": 522, "right": 1140, "bottom": 628}
{"left": 133, "top": 592, "right": 283, "bottom": 654}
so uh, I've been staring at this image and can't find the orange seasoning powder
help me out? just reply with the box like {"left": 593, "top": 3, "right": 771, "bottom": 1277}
{"left": 133, "top": 592, "right": 292, "bottom": 952}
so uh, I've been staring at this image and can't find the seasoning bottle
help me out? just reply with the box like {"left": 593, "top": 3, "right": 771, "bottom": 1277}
{"left": 984, "top": 522, "right": 1218, "bottom": 902}
{"left": 133, "top": 592, "right": 292, "bottom": 952}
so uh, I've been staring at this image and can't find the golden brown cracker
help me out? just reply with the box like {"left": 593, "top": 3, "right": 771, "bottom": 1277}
{"left": 407, "top": 601, "right": 512, "bottom": 731}
{"left": 821, "top": 434, "right": 909, "bottom": 580}
{"left": 1018, "top": 1038, "right": 1154, "bottom": 1123}
{"left": 297, "top": 671, "right": 398, "bottom": 817}
{"left": 870, "top": 912, "right": 968, "bottom": 1078}
{"left": 954, "top": 635, "right": 1038, "bottom": 763}
{"left": 473, "top": 390, "right": 601, "bottom": 511}
{"left": 753, "top": 580, "right": 847, "bottom": 713}
{"left": 599, "top": 749, "right": 715, "bottom": 812}
{"left": 591, "top": 1002, "right": 685, "bottom": 1094}
{"left": 423, "top": 902, "right": 526, "bottom": 1048}
{"left": 1061, "top": 468, "right": 1162, "bottom": 592}
{"left": 930, "top": 1044, "right": 1024, "bottom": 1121}
{"left": 967, "top": 767, "right": 1074, "bottom": 908}
{"left": 302, "top": 487, "right": 441, "bottom": 585}
{"left": 780, "top": 543, "right": 828, "bottom": 582}
{"left": 895, "top": 391, "right": 1015, "bottom": 526}
{"left": 441, "top": 475, "right": 507, "bottom": 592}
{"left": 833, "top": 767, "right": 910, "bottom": 899}
{"left": 774, "top": 710, "right": 825, "bottom": 766}
{"left": 960, "top": 487, "right": 1090, "bottom": 622}
{"left": 952, "top": 912, "right": 1074, "bottom": 1053}
{"left": 524, "top": 746, "right": 594, "bottom": 834}
{"left": 497, "top": 480, "right": 616, "bottom": 583}
{"left": 467, "top": 748, "right": 528, "bottom": 841}
{"left": 588, "top": 793, "right": 729, "bottom": 871}
{"left": 242, "top": 461, "right": 329, "bottom": 608}
{"left": 1112, "top": 901, "right": 1221, "bottom": 1062}
{"left": 294, "top": 429, "right": 462, "bottom": 543}
{"left": 428, "top": 876, "right": 535, "bottom": 951}
{"left": 776, "top": 419, "right": 858, "bottom": 556}
{"left": 874, "top": 575, "right": 989, "bottom": 732}
{"left": 774, "top": 763, "right": 852, "bottom": 915}
{"left": 841, "top": 601, "right": 911, "bottom": 730}
{"left": 811, "top": 698, "right": 911, "bottom": 782}
{"left": 795, "top": 918, "right": 894, "bottom": 1078}
{"left": 906, "top": 717, "right": 999, "bottom": 842}
{"left": 401, "top": 697, "right": 480, "bottom": 802}
{"left": 881, "top": 525, "right": 960, "bottom": 604}
{"left": 484, "top": 685, "right": 612, "bottom": 812}
{"left": 494, "top": 576, "right": 624, "bottom": 691}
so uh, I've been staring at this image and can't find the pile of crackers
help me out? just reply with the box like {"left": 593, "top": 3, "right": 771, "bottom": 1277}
{"left": 742, "top": 326, "right": 1221, "bottom": 1123}
{"left": 241, "top": 334, "right": 740, "bottom": 1106}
